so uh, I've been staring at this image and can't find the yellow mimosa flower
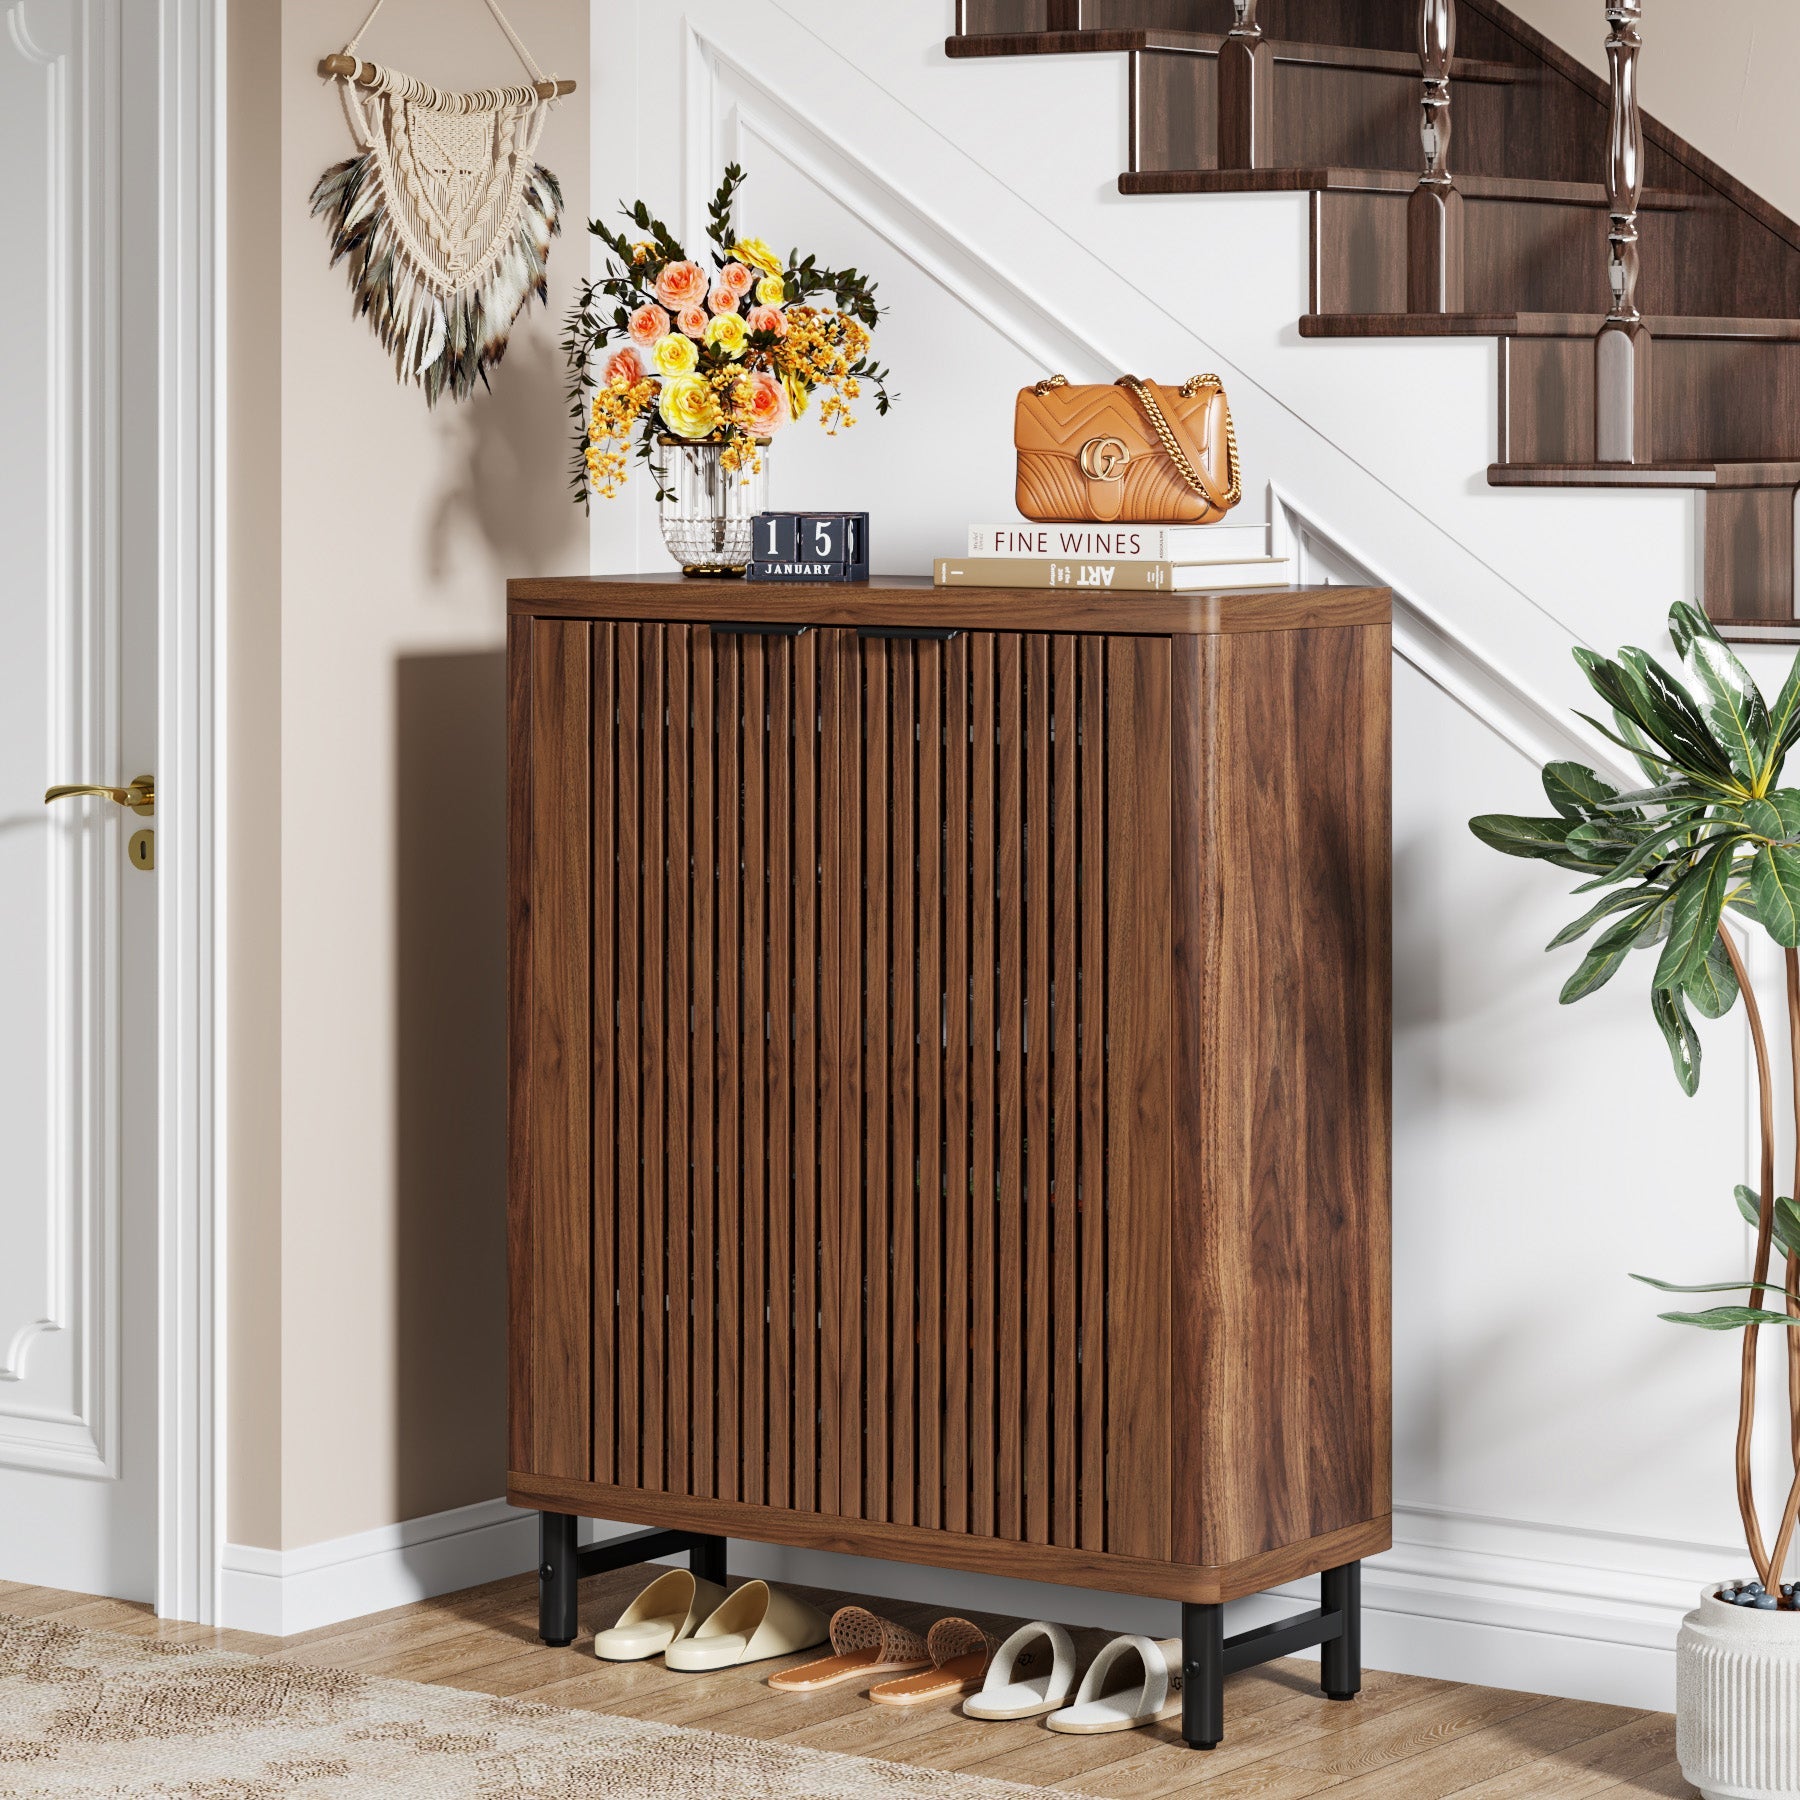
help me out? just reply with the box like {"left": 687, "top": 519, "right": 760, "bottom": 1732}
{"left": 654, "top": 333, "right": 698, "bottom": 376}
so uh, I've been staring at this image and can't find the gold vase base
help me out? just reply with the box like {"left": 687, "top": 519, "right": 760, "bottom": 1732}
{"left": 681, "top": 563, "right": 749, "bottom": 578}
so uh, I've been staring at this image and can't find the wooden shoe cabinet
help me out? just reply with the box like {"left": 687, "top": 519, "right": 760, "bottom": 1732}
{"left": 505, "top": 574, "right": 1393, "bottom": 1745}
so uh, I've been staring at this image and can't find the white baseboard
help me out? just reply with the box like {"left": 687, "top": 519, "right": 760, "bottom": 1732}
{"left": 221, "top": 1496, "right": 1727, "bottom": 1709}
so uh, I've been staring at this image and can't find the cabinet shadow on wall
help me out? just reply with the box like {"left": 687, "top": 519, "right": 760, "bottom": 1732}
{"left": 395, "top": 648, "right": 508, "bottom": 1522}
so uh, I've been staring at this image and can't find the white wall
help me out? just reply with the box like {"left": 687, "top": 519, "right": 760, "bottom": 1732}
{"left": 576, "top": 0, "right": 1785, "bottom": 1712}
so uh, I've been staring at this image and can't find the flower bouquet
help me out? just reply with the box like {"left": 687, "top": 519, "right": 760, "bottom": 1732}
{"left": 564, "top": 165, "right": 893, "bottom": 571}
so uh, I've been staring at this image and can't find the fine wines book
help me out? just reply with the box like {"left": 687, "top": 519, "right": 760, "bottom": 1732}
{"left": 933, "top": 556, "right": 1291, "bottom": 593}
{"left": 967, "top": 521, "right": 1273, "bottom": 561}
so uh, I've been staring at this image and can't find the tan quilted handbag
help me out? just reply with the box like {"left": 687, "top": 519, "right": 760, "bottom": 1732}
{"left": 1014, "top": 374, "right": 1242, "bottom": 525}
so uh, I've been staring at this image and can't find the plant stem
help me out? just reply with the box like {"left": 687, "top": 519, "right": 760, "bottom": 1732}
{"left": 1789, "top": 950, "right": 1800, "bottom": 1477}
{"left": 1722, "top": 925, "right": 1777, "bottom": 1586}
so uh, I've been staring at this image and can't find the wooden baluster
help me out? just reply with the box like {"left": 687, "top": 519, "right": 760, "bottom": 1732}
{"left": 1596, "top": 0, "right": 1652, "bottom": 462}
{"left": 1407, "top": 0, "right": 1464, "bottom": 312}
{"left": 1217, "top": 0, "right": 1273, "bottom": 171}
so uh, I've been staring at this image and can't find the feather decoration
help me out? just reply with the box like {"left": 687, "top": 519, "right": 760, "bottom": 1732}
{"left": 311, "top": 148, "right": 563, "bottom": 405}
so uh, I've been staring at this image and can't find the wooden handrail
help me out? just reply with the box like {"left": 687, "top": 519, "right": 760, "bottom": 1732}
{"left": 1218, "top": 0, "right": 1273, "bottom": 171}
{"left": 1407, "top": 0, "right": 1465, "bottom": 311}
{"left": 1596, "top": 0, "right": 1652, "bottom": 461}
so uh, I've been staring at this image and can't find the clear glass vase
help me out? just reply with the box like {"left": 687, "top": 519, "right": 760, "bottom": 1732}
{"left": 653, "top": 438, "right": 769, "bottom": 577}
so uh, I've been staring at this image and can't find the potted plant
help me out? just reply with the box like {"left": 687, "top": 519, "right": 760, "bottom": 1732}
{"left": 563, "top": 164, "right": 893, "bottom": 575}
{"left": 1471, "top": 602, "right": 1800, "bottom": 1799}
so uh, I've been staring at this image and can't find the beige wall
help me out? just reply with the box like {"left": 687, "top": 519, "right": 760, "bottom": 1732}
{"left": 1507, "top": 0, "right": 1800, "bottom": 222}
{"left": 228, "top": 0, "right": 588, "bottom": 1550}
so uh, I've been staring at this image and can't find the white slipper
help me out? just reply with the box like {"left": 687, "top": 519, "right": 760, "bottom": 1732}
{"left": 593, "top": 1568, "right": 728, "bottom": 1662}
{"left": 1044, "top": 1634, "right": 1184, "bottom": 1734}
{"left": 663, "top": 1579, "right": 829, "bottom": 1672}
{"left": 962, "top": 1619, "right": 1077, "bottom": 1721}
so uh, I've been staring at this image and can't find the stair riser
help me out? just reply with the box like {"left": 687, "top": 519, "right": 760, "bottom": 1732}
{"left": 1312, "top": 191, "right": 1800, "bottom": 321}
{"left": 1132, "top": 50, "right": 1599, "bottom": 184}
{"left": 1500, "top": 338, "right": 1800, "bottom": 464}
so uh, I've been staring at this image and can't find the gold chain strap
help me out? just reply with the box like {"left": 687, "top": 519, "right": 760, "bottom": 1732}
{"left": 1117, "top": 374, "right": 1242, "bottom": 509}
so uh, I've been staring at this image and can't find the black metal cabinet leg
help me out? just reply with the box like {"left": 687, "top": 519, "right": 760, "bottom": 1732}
{"left": 538, "top": 1512, "right": 580, "bottom": 1647}
{"left": 1320, "top": 1562, "right": 1362, "bottom": 1700}
{"left": 1181, "top": 1601, "right": 1225, "bottom": 1749}
{"left": 689, "top": 1534, "right": 728, "bottom": 1589}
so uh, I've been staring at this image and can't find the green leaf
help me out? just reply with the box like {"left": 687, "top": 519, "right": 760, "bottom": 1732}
{"left": 1468, "top": 814, "right": 1589, "bottom": 868}
{"left": 1619, "top": 648, "right": 1741, "bottom": 785}
{"left": 1668, "top": 599, "right": 1725, "bottom": 662}
{"left": 1651, "top": 986, "right": 1703, "bottom": 1094}
{"left": 1684, "top": 934, "right": 1741, "bottom": 1020}
{"left": 1763, "top": 653, "right": 1800, "bottom": 780}
{"left": 1547, "top": 885, "right": 1666, "bottom": 950}
{"left": 1732, "top": 1184, "right": 1800, "bottom": 1259}
{"left": 1767, "top": 790, "right": 1800, "bottom": 837}
{"left": 1659, "top": 1306, "right": 1800, "bottom": 1330}
{"left": 1751, "top": 842, "right": 1800, "bottom": 947}
{"left": 1543, "top": 762, "right": 1626, "bottom": 821}
{"left": 1614, "top": 710, "right": 1676, "bottom": 785}
{"left": 1654, "top": 845, "right": 1736, "bottom": 987}
{"left": 1632, "top": 1273, "right": 1800, "bottom": 1298}
{"left": 1676, "top": 617, "right": 1772, "bottom": 786}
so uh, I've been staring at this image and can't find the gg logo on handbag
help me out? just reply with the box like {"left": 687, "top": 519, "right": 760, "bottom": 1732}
{"left": 1015, "top": 373, "right": 1242, "bottom": 525}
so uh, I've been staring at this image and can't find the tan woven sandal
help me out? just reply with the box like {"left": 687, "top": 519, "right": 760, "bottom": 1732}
{"left": 868, "top": 1617, "right": 997, "bottom": 1707}
{"left": 765, "top": 1606, "right": 931, "bottom": 1693}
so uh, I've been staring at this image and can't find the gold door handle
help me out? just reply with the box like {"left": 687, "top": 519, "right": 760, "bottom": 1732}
{"left": 44, "top": 774, "right": 155, "bottom": 816}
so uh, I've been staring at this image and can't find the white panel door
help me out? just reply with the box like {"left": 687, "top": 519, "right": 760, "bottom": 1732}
{"left": 0, "top": 0, "right": 157, "bottom": 1600}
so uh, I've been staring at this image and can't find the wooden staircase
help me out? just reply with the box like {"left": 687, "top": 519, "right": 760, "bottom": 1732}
{"left": 948, "top": 1, "right": 1800, "bottom": 642}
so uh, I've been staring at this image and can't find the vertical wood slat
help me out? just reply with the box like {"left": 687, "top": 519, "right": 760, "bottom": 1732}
{"left": 506, "top": 619, "right": 535, "bottom": 1477}
{"left": 742, "top": 642, "right": 768, "bottom": 1508}
{"left": 1105, "top": 636, "right": 1174, "bottom": 1563}
{"left": 1024, "top": 637, "right": 1052, "bottom": 1546}
{"left": 665, "top": 628, "right": 691, "bottom": 1496}
{"left": 995, "top": 637, "right": 1024, "bottom": 1542}
{"left": 591, "top": 625, "right": 617, "bottom": 1487}
{"left": 691, "top": 630, "right": 716, "bottom": 1500}
{"left": 818, "top": 630, "right": 845, "bottom": 1519}
{"left": 863, "top": 639, "right": 891, "bottom": 1520}
{"left": 890, "top": 645, "right": 918, "bottom": 1529}
{"left": 1078, "top": 637, "right": 1108, "bottom": 1553}
{"left": 968, "top": 635, "right": 997, "bottom": 1539}
{"left": 917, "top": 641, "right": 944, "bottom": 1532}
{"left": 767, "top": 639, "right": 794, "bottom": 1512}
{"left": 641, "top": 629, "right": 667, "bottom": 1493}
{"left": 715, "top": 639, "right": 742, "bottom": 1504}
{"left": 1050, "top": 635, "right": 1079, "bottom": 1550}
{"left": 836, "top": 634, "right": 864, "bottom": 1518}
{"left": 793, "top": 633, "right": 821, "bottom": 1514}
{"left": 614, "top": 624, "right": 642, "bottom": 1490}
{"left": 942, "top": 635, "right": 970, "bottom": 1537}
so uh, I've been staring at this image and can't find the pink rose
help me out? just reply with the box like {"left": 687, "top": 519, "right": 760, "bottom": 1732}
{"left": 627, "top": 304, "right": 670, "bottom": 349}
{"left": 746, "top": 304, "right": 787, "bottom": 338}
{"left": 677, "top": 306, "right": 708, "bottom": 339}
{"left": 653, "top": 261, "right": 708, "bottom": 309}
{"left": 602, "top": 346, "right": 645, "bottom": 387}
{"left": 708, "top": 286, "right": 739, "bottom": 316}
{"left": 719, "top": 260, "right": 754, "bottom": 297}
{"left": 732, "top": 368, "right": 790, "bottom": 438}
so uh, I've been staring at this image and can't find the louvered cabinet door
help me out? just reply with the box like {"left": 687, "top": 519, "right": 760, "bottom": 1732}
{"left": 836, "top": 630, "right": 1174, "bottom": 1564}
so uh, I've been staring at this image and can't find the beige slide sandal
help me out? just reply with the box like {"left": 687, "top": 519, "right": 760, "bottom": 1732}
{"left": 766, "top": 1606, "right": 930, "bottom": 1693}
{"left": 592, "top": 1568, "right": 727, "bottom": 1662}
{"left": 962, "top": 1619, "right": 1076, "bottom": 1721}
{"left": 663, "top": 1579, "right": 829, "bottom": 1673}
{"left": 869, "top": 1617, "right": 996, "bottom": 1707}
{"left": 1045, "top": 1634, "right": 1185, "bottom": 1735}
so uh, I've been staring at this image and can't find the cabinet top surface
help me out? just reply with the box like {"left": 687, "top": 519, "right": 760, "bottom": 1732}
{"left": 507, "top": 573, "right": 1391, "bottom": 637}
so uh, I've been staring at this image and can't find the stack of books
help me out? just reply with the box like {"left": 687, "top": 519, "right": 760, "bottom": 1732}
{"left": 935, "top": 521, "right": 1289, "bottom": 592}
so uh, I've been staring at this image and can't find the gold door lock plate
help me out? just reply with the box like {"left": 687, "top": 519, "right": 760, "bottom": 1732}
{"left": 129, "top": 829, "right": 155, "bottom": 872}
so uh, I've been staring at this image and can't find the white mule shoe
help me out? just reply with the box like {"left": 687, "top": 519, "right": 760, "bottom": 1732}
{"left": 663, "top": 1579, "right": 829, "bottom": 1672}
{"left": 593, "top": 1568, "right": 728, "bottom": 1662}
{"left": 962, "top": 1619, "right": 1078, "bottom": 1721}
{"left": 1044, "top": 1634, "right": 1184, "bottom": 1734}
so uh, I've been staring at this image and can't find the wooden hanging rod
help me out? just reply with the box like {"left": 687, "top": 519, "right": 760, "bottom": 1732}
{"left": 318, "top": 53, "right": 576, "bottom": 99}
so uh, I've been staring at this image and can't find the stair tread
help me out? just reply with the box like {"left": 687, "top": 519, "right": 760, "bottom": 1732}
{"left": 1121, "top": 168, "right": 1703, "bottom": 209}
{"left": 945, "top": 31, "right": 1528, "bottom": 83}
{"left": 1490, "top": 461, "right": 1800, "bottom": 490}
{"left": 1304, "top": 313, "right": 1800, "bottom": 341}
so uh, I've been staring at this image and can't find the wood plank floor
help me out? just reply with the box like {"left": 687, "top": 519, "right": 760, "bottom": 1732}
{"left": 0, "top": 1566, "right": 1693, "bottom": 1797}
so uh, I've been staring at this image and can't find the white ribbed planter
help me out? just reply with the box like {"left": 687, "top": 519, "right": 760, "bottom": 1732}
{"left": 1678, "top": 1588, "right": 1800, "bottom": 1799}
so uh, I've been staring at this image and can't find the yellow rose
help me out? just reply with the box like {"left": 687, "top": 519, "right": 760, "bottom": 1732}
{"left": 783, "top": 370, "right": 809, "bottom": 421}
{"left": 756, "top": 274, "right": 786, "bottom": 306}
{"left": 731, "top": 237, "right": 783, "bottom": 278}
{"left": 704, "top": 311, "right": 749, "bottom": 358}
{"left": 653, "top": 333, "right": 697, "bottom": 376}
{"left": 659, "top": 372, "right": 721, "bottom": 440}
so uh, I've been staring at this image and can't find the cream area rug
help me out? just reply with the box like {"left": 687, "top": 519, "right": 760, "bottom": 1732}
{"left": 0, "top": 1613, "right": 1047, "bottom": 1798}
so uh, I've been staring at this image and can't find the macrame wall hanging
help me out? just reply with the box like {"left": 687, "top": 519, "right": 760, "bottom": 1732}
{"left": 310, "top": 0, "right": 575, "bottom": 405}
